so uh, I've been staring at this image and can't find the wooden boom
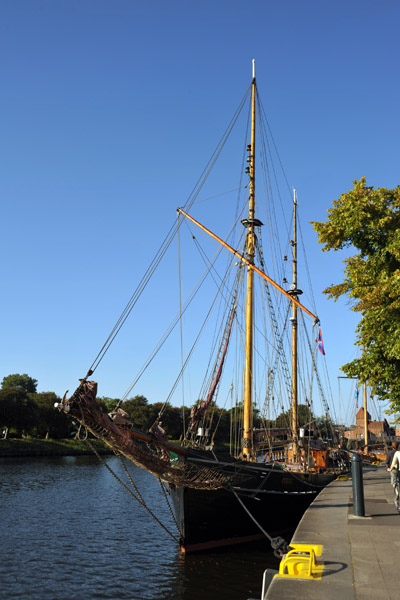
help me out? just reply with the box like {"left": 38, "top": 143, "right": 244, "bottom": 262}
{"left": 177, "top": 207, "right": 319, "bottom": 322}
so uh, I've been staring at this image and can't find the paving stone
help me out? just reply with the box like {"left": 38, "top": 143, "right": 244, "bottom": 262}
{"left": 264, "top": 466, "right": 397, "bottom": 600}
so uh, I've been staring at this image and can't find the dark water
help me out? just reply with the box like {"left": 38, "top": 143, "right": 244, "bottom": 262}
{"left": 0, "top": 455, "right": 279, "bottom": 600}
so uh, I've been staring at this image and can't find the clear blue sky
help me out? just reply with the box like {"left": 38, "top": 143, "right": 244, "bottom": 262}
{"left": 1, "top": 0, "right": 399, "bottom": 423}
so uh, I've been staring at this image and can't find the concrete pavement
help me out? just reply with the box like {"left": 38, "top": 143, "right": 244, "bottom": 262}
{"left": 264, "top": 465, "right": 399, "bottom": 600}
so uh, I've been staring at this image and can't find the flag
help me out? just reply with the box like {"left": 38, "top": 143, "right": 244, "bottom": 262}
{"left": 317, "top": 327, "right": 325, "bottom": 355}
{"left": 355, "top": 385, "right": 359, "bottom": 409}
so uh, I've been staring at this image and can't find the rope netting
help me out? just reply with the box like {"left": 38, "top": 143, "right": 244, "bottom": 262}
{"left": 61, "top": 381, "right": 230, "bottom": 491}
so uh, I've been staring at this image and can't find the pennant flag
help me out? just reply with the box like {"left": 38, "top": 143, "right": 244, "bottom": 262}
{"left": 355, "top": 385, "right": 359, "bottom": 409}
{"left": 317, "top": 327, "right": 325, "bottom": 355}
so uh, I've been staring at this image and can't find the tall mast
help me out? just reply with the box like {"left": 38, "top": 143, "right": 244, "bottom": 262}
{"left": 290, "top": 190, "right": 301, "bottom": 460}
{"left": 361, "top": 345, "right": 369, "bottom": 452}
{"left": 242, "top": 59, "right": 257, "bottom": 460}
{"left": 363, "top": 382, "right": 369, "bottom": 452}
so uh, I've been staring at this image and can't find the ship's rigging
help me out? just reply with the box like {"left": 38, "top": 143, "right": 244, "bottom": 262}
{"left": 55, "top": 61, "right": 348, "bottom": 552}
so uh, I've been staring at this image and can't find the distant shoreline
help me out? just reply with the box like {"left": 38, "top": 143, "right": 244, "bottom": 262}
{"left": 0, "top": 438, "right": 113, "bottom": 458}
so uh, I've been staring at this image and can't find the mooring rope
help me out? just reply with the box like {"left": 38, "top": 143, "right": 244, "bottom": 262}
{"left": 210, "top": 450, "right": 291, "bottom": 558}
{"left": 227, "top": 478, "right": 292, "bottom": 558}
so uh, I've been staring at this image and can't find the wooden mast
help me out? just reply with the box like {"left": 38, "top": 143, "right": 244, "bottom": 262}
{"left": 290, "top": 190, "right": 300, "bottom": 460}
{"left": 361, "top": 345, "right": 369, "bottom": 452}
{"left": 242, "top": 59, "right": 257, "bottom": 460}
{"left": 363, "top": 383, "right": 369, "bottom": 452}
{"left": 178, "top": 63, "right": 319, "bottom": 459}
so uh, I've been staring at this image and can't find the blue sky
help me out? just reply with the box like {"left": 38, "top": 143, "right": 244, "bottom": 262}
{"left": 1, "top": 0, "right": 399, "bottom": 423}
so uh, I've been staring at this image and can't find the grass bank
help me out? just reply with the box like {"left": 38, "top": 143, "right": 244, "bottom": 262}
{"left": 0, "top": 438, "right": 112, "bottom": 458}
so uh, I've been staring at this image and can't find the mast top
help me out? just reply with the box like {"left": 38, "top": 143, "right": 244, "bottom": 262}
{"left": 252, "top": 59, "right": 256, "bottom": 80}
{"left": 294, "top": 189, "right": 298, "bottom": 205}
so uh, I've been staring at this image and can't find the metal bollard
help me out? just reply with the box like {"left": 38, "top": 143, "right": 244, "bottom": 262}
{"left": 351, "top": 453, "right": 365, "bottom": 517}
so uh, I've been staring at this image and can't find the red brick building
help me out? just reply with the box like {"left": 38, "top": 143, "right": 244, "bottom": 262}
{"left": 344, "top": 407, "right": 390, "bottom": 441}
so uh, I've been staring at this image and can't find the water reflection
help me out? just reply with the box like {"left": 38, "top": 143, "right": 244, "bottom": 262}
{"left": 1, "top": 455, "right": 279, "bottom": 600}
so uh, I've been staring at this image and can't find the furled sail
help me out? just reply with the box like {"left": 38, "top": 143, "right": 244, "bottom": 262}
{"left": 188, "top": 306, "right": 236, "bottom": 435}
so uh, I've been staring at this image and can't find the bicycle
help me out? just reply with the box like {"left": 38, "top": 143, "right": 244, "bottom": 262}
{"left": 393, "top": 476, "right": 400, "bottom": 513}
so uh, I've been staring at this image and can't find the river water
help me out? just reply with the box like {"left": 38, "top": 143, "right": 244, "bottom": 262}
{"left": 0, "top": 455, "right": 279, "bottom": 600}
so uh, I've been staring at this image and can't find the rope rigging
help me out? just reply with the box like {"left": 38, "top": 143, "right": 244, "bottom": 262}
{"left": 148, "top": 254, "right": 241, "bottom": 427}
{"left": 85, "top": 86, "right": 252, "bottom": 378}
{"left": 147, "top": 210, "right": 245, "bottom": 433}
{"left": 52, "top": 70, "right": 354, "bottom": 563}
{"left": 85, "top": 437, "right": 181, "bottom": 543}
{"left": 119, "top": 211, "right": 245, "bottom": 404}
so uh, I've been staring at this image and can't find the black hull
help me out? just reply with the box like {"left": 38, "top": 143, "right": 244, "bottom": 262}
{"left": 169, "top": 452, "right": 337, "bottom": 552}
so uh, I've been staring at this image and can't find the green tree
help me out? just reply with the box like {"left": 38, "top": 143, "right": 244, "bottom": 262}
{"left": 147, "top": 402, "right": 187, "bottom": 440}
{"left": 274, "top": 404, "right": 314, "bottom": 429}
{"left": 0, "top": 387, "right": 38, "bottom": 438}
{"left": 312, "top": 178, "right": 400, "bottom": 414}
{"left": 97, "top": 397, "right": 121, "bottom": 413}
{"left": 122, "top": 395, "right": 151, "bottom": 430}
{"left": 32, "top": 392, "right": 71, "bottom": 439}
{"left": 0, "top": 390, "right": 15, "bottom": 438}
{"left": 120, "top": 397, "right": 189, "bottom": 439}
{"left": 1, "top": 373, "right": 38, "bottom": 393}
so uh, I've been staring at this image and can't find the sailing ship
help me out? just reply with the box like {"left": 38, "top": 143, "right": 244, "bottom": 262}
{"left": 55, "top": 61, "right": 348, "bottom": 552}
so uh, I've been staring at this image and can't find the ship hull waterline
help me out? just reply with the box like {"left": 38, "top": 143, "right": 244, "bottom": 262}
{"left": 168, "top": 453, "right": 337, "bottom": 553}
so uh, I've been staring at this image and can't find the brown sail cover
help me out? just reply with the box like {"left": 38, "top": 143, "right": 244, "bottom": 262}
{"left": 188, "top": 307, "right": 235, "bottom": 434}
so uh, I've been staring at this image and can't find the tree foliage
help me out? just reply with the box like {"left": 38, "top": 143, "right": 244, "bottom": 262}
{"left": 1, "top": 373, "right": 38, "bottom": 393}
{"left": 312, "top": 178, "right": 400, "bottom": 414}
{"left": 32, "top": 392, "right": 71, "bottom": 439}
{"left": 97, "top": 397, "right": 121, "bottom": 413}
{"left": 122, "top": 395, "right": 152, "bottom": 431}
{"left": 0, "top": 388, "right": 38, "bottom": 436}
{"left": 274, "top": 404, "right": 314, "bottom": 428}
{"left": 122, "top": 396, "right": 190, "bottom": 440}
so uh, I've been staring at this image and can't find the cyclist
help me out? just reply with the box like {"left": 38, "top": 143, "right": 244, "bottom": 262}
{"left": 386, "top": 441, "right": 398, "bottom": 470}
{"left": 388, "top": 442, "right": 400, "bottom": 512}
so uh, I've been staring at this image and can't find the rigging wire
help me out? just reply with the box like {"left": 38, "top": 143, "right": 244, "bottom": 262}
{"left": 297, "top": 208, "right": 318, "bottom": 314}
{"left": 187, "top": 221, "right": 245, "bottom": 404}
{"left": 191, "top": 186, "right": 246, "bottom": 205}
{"left": 85, "top": 439, "right": 180, "bottom": 543}
{"left": 82, "top": 78, "right": 339, "bottom": 447}
{"left": 256, "top": 88, "right": 293, "bottom": 204}
{"left": 119, "top": 204, "right": 247, "bottom": 402}
{"left": 149, "top": 247, "right": 242, "bottom": 424}
{"left": 119, "top": 248, "right": 225, "bottom": 401}
{"left": 298, "top": 311, "right": 341, "bottom": 442}
{"left": 85, "top": 85, "right": 252, "bottom": 377}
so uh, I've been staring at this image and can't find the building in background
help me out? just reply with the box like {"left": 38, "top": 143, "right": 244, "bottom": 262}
{"left": 344, "top": 407, "right": 393, "bottom": 442}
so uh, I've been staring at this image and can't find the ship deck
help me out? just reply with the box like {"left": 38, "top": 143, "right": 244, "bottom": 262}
{"left": 264, "top": 464, "right": 398, "bottom": 600}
